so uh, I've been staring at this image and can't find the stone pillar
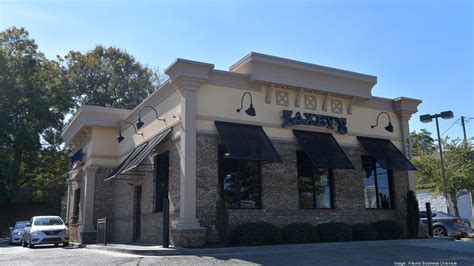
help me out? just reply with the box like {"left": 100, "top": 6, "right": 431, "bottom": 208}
{"left": 165, "top": 59, "right": 214, "bottom": 247}
{"left": 80, "top": 166, "right": 98, "bottom": 243}
{"left": 396, "top": 111, "right": 416, "bottom": 191}
{"left": 65, "top": 176, "right": 73, "bottom": 223}
{"left": 393, "top": 97, "right": 422, "bottom": 194}
{"left": 176, "top": 85, "right": 202, "bottom": 230}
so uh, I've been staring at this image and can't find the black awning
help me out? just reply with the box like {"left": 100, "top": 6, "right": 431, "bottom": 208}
{"left": 293, "top": 130, "right": 354, "bottom": 169}
{"left": 214, "top": 121, "right": 282, "bottom": 162}
{"left": 106, "top": 128, "right": 172, "bottom": 181}
{"left": 357, "top": 136, "right": 416, "bottom": 171}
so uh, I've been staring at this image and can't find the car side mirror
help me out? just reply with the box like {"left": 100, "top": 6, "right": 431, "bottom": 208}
{"left": 25, "top": 223, "right": 31, "bottom": 227}
{"left": 9, "top": 227, "right": 13, "bottom": 230}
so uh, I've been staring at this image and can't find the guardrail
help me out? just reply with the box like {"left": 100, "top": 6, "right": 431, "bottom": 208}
{"left": 97, "top": 217, "right": 107, "bottom": 246}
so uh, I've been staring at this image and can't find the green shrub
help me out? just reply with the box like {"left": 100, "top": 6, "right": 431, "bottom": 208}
{"left": 281, "top": 223, "right": 320, "bottom": 243}
{"left": 351, "top": 224, "right": 378, "bottom": 241}
{"left": 371, "top": 220, "right": 405, "bottom": 240}
{"left": 406, "top": 191, "right": 420, "bottom": 238}
{"left": 317, "top": 222, "right": 352, "bottom": 242}
{"left": 232, "top": 222, "right": 283, "bottom": 246}
{"left": 215, "top": 195, "right": 229, "bottom": 243}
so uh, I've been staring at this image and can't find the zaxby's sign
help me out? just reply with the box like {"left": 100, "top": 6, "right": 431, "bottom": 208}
{"left": 281, "top": 110, "right": 348, "bottom": 134}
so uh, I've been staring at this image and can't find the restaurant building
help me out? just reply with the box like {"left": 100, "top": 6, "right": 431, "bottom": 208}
{"left": 61, "top": 52, "right": 421, "bottom": 247}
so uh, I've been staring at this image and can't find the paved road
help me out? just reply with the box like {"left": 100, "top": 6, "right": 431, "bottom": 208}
{"left": 1, "top": 241, "right": 474, "bottom": 265}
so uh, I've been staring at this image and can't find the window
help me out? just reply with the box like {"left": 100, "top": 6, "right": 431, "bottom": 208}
{"left": 72, "top": 188, "right": 80, "bottom": 223}
{"left": 155, "top": 151, "right": 169, "bottom": 213}
{"left": 34, "top": 217, "right": 64, "bottom": 226}
{"left": 362, "top": 156, "right": 394, "bottom": 209}
{"left": 297, "top": 151, "right": 334, "bottom": 209}
{"left": 218, "top": 145, "right": 261, "bottom": 209}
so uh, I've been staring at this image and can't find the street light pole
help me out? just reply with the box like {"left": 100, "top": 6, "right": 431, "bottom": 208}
{"left": 434, "top": 116, "right": 449, "bottom": 209}
{"left": 420, "top": 110, "right": 454, "bottom": 215}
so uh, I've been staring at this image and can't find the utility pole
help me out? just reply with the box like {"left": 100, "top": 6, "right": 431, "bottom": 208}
{"left": 461, "top": 116, "right": 467, "bottom": 142}
{"left": 461, "top": 115, "right": 473, "bottom": 223}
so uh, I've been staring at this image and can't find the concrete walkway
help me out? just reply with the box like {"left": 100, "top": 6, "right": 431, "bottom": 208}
{"left": 85, "top": 238, "right": 460, "bottom": 257}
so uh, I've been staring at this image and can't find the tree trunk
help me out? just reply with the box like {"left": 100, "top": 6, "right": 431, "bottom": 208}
{"left": 451, "top": 195, "right": 460, "bottom": 217}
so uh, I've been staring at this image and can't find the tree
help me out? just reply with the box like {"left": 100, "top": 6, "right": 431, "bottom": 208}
{"left": 61, "top": 45, "right": 163, "bottom": 110}
{"left": 0, "top": 27, "right": 72, "bottom": 203}
{"left": 410, "top": 129, "right": 437, "bottom": 157}
{"left": 413, "top": 137, "right": 474, "bottom": 217}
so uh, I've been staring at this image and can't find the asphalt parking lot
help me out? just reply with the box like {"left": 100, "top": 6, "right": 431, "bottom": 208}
{"left": 1, "top": 239, "right": 474, "bottom": 265}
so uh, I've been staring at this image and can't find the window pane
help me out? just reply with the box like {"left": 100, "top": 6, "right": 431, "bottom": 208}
{"left": 218, "top": 145, "right": 261, "bottom": 209}
{"left": 315, "top": 185, "right": 331, "bottom": 208}
{"left": 299, "top": 191, "right": 314, "bottom": 209}
{"left": 363, "top": 158, "right": 377, "bottom": 208}
{"left": 238, "top": 160, "right": 261, "bottom": 209}
{"left": 378, "top": 188, "right": 392, "bottom": 209}
{"left": 297, "top": 151, "right": 313, "bottom": 177}
{"left": 298, "top": 175, "right": 313, "bottom": 192}
{"left": 314, "top": 168, "right": 331, "bottom": 208}
{"left": 362, "top": 157, "right": 394, "bottom": 209}
{"left": 223, "top": 172, "right": 239, "bottom": 208}
{"left": 314, "top": 168, "right": 330, "bottom": 186}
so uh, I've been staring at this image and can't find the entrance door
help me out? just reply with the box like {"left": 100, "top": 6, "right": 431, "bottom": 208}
{"left": 133, "top": 185, "right": 142, "bottom": 242}
{"left": 155, "top": 151, "right": 170, "bottom": 246}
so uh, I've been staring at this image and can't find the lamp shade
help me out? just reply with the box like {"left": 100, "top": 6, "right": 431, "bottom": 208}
{"left": 136, "top": 118, "right": 145, "bottom": 129}
{"left": 420, "top": 114, "right": 432, "bottom": 123}
{"left": 245, "top": 104, "right": 256, "bottom": 116}
{"left": 440, "top": 111, "right": 454, "bottom": 119}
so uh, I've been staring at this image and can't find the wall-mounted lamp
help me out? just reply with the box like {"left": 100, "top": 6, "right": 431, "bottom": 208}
{"left": 371, "top": 112, "right": 393, "bottom": 133}
{"left": 236, "top": 91, "right": 256, "bottom": 116}
{"left": 136, "top": 105, "right": 166, "bottom": 130}
{"left": 117, "top": 121, "right": 143, "bottom": 143}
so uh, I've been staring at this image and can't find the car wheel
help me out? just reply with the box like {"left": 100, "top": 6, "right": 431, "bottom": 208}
{"left": 433, "top": 226, "right": 447, "bottom": 237}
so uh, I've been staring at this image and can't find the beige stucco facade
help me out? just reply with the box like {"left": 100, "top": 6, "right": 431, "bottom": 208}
{"left": 62, "top": 52, "right": 421, "bottom": 246}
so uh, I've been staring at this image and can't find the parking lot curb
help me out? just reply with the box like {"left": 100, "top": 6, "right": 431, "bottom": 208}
{"left": 84, "top": 238, "right": 454, "bottom": 257}
{"left": 70, "top": 242, "right": 87, "bottom": 248}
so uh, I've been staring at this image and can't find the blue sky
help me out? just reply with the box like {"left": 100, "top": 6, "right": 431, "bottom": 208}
{"left": 1, "top": 0, "right": 473, "bottom": 140}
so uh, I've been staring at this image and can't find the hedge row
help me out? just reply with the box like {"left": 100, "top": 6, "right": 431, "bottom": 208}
{"left": 232, "top": 220, "right": 404, "bottom": 246}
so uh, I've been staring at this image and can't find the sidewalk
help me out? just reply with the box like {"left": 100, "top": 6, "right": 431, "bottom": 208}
{"left": 85, "top": 238, "right": 457, "bottom": 257}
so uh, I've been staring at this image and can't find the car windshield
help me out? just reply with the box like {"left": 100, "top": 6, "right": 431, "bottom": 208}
{"left": 14, "top": 222, "right": 28, "bottom": 229}
{"left": 33, "top": 217, "right": 64, "bottom": 226}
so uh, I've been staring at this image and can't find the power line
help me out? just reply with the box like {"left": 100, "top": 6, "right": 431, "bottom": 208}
{"left": 441, "top": 118, "right": 460, "bottom": 136}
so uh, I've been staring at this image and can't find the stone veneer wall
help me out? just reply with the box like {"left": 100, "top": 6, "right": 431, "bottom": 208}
{"left": 196, "top": 133, "right": 409, "bottom": 236}
{"left": 93, "top": 168, "right": 115, "bottom": 243}
{"left": 102, "top": 136, "right": 181, "bottom": 244}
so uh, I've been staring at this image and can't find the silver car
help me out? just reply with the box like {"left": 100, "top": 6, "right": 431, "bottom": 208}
{"left": 420, "top": 211, "right": 472, "bottom": 238}
{"left": 9, "top": 221, "right": 29, "bottom": 245}
{"left": 22, "top": 216, "right": 69, "bottom": 248}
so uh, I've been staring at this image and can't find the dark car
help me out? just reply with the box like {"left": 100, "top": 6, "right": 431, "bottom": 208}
{"left": 420, "top": 211, "right": 472, "bottom": 238}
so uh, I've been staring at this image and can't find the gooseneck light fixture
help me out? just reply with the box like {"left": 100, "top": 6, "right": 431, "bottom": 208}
{"left": 371, "top": 112, "right": 394, "bottom": 133}
{"left": 420, "top": 110, "right": 454, "bottom": 214}
{"left": 236, "top": 91, "right": 256, "bottom": 117}
{"left": 136, "top": 105, "right": 166, "bottom": 129}
{"left": 117, "top": 122, "right": 143, "bottom": 143}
